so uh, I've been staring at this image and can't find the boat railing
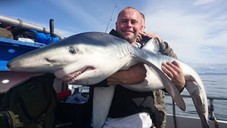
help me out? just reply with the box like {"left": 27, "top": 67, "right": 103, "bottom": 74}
{"left": 178, "top": 94, "right": 227, "bottom": 120}
{"left": 167, "top": 94, "right": 227, "bottom": 128}
{"left": 0, "top": 15, "right": 64, "bottom": 39}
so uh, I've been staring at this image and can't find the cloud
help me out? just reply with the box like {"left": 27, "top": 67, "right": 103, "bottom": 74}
{"left": 193, "top": 0, "right": 219, "bottom": 6}
{"left": 141, "top": 0, "right": 227, "bottom": 64}
{"left": 48, "top": 0, "right": 114, "bottom": 35}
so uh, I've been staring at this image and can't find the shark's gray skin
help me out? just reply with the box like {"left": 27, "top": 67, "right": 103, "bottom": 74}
{"left": 7, "top": 32, "right": 209, "bottom": 128}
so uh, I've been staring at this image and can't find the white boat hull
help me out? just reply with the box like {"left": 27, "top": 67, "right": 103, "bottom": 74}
{"left": 167, "top": 114, "right": 227, "bottom": 128}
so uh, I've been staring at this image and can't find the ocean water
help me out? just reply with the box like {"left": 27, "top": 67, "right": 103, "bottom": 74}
{"left": 165, "top": 74, "right": 227, "bottom": 121}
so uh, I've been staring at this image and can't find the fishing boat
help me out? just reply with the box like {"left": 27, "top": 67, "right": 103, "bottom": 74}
{"left": 0, "top": 15, "right": 227, "bottom": 128}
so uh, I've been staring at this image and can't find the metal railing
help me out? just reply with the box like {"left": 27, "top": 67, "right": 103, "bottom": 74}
{"left": 168, "top": 94, "right": 227, "bottom": 128}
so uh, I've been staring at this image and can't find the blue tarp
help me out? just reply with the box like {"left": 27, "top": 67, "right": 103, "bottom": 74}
{"left": 31, "top": 30, "right": 60, "bottom": 45}
{"left": 0, "top": 37, "right": 46, "bottom": 71}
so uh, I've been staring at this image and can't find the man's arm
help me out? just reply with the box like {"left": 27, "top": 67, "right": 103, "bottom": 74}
{"left": 107, "top": 63, "right": 146, "bottom": 85}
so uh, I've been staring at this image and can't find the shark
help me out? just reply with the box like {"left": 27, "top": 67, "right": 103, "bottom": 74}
{"left": 7, "top": 32, "right": 209, "bottom": 128}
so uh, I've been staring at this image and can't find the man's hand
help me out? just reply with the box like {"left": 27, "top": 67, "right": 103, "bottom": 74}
{"left": 107, "top": 63, "right": 146, "bottom": 85}
{"left": 161, "top": 61, "right": 185, "bottom": 91}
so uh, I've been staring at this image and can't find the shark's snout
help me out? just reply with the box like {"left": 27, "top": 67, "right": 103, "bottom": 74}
{"left": 7, "top": 60, "right": 18, "bottom": 70}
{"left": 7, "top": 62, "right": 12, "bottom": 69}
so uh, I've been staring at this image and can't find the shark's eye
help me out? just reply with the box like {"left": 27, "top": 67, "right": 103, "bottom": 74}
{"left": 68, "top": 46, "right": 76, "bottom": 54}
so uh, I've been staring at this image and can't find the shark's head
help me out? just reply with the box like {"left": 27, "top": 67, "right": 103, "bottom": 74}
{"left": 7, "top": 32, "right": 131, "bottom": 85}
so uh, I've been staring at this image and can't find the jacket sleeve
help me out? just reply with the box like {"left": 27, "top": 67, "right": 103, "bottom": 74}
{"left": 159, "top": 41, "right": 177, "bottom": 58}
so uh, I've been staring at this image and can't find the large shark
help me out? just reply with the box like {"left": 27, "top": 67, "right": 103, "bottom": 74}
{"left": 7, "top": 32, "right": 209, "bottom": 128}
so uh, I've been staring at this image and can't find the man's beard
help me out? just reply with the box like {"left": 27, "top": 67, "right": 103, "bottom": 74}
{"left": 123, "top": 34, "right": 137, "bottom": 43}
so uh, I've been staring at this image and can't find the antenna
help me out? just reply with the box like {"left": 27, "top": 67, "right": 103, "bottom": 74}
{"left": 105, "top": 0, "right": 119, "bottom": 32}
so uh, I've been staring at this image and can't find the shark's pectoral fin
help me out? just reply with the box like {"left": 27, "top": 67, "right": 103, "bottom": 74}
{"left": 92, "top": 85, "right": 116, "bottom": 128}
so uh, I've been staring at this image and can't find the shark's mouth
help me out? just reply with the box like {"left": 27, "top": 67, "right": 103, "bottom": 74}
{"left": 62, "top": 66, "right": 95, "bottom": 84}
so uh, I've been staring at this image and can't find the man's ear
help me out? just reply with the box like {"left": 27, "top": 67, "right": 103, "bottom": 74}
{"left": 115, "top": 22, "right": 118, "bottom": 29}
{"left": 140, "top": 25, "right": 145, "bottom": 31}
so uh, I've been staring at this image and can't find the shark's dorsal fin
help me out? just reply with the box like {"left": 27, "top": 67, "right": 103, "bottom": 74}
{"left": 142, "top": 38, "right": 160, "bottom": 54}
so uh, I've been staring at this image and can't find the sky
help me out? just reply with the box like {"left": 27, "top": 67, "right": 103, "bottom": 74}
{"left": 1, "top": 0, "right": 227, "bottom": 67}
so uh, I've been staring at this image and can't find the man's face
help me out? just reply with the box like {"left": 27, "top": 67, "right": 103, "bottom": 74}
{"left": 116, "top": 8, "right": 143, "bottom": 44}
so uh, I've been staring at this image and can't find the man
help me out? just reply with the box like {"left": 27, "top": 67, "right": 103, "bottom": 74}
{"left": 103, "top": 7, "right": 185, "bottom": 128}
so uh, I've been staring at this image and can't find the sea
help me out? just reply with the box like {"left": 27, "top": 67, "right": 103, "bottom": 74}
{"left": 165, "top": 64, "right": 227, "bottom": 121}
